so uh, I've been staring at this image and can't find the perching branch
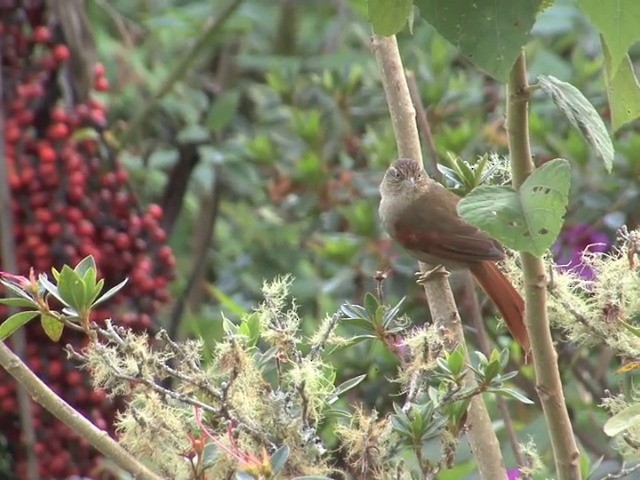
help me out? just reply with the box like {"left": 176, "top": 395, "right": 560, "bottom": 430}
{"left": 0, "top": 342, "right": 164, "bottom": 480}
{"left": 371, "top": 34, "right": 507, "bottom": 479}
{"left": 506, "top": 50, "right": 581, "bottom": 480}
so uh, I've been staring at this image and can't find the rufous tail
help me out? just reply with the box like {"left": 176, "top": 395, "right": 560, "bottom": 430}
{"left": 469, "top": 261, "right": 530, "bottom": 353}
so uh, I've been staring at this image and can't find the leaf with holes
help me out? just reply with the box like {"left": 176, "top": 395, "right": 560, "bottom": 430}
{"left": 415, "top": 0, "right": 541, "bottom": 81}
{"left": 457, "top": 159, "right": 571, "bottom": 256}
{"left": 538, "top": 75, "right": 614, "bottom": 172}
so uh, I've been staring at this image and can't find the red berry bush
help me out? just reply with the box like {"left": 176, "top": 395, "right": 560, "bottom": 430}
{"left": 1, "top": 2, "right": 176, "bottom": 477}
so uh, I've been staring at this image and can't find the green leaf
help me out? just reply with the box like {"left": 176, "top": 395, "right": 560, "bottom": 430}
{"left": 201, "top": 443, "right": 219, "bottom": 467}
{"left": 92, "top": 278, "right": 127, "bottom": 308}
{"left": 367, "top": 0, "right": 413, "bottom": 36}
{"left": 41, "top": 314, "right": 64, "bottom": 342}
{"left": 415, "top": 0, "right": 542, "bottom": 81}
{"left": 579, "top": 0, "right": 640, "bottom": 74}
{"left": 0, "top": 311, "right": 39, "bottom": 340}
{"left": 490, "top": 387, "right": 534, "bottom": 404}
{"left": 458, "top": 159, "right": 571, "bottom": 256}
{"left": 446, "top": 348, "right": 466, "bottom": 376}
{"left": 327, "top": 374, "right": 367, "bottom": 404}
{"left": 270, "top": 444, "right": 290, "bottom": 474}
{"left": 340, "top": 304, "right": 368, "bottom": 320}
{"left": 621, "top": 321, "right": 640, "bottom": 339}
{"left": 74, "top": 255, "right": 96, "bottom": 279}
{"left": 604, "top": 404, "right": 640, "bottom": 436}
{"left": 538, "top": 75, "right": 614, "bottom": 172}
{"left": 207, "top": 90, "right": 240, "bottom": 132}
{"left": 1, "top": 279, "right": 35, "bottom": 301}
{"left": 603, "top": 45, "right": 640, "bottom": 132}
{"left": 363, "top": 292, "right": 380, "bottom": 318}
{"left": 238, "top": 313, "right": 261, "bottom": 347}
{"left": 0, "top": 298, "right": 37, "bottom": 308}
{"left": 56, "top": 266, "right": 86, "bottom": 310}
{"left": 340, "top": 317, "right": 375, "bottom": 331}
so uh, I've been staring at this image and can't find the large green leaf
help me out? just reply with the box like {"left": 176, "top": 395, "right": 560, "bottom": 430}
{"left": 415, "top": 0, "right": 542, "bottom": 81}
{"left": 579, "top": 0, "right": 640, "bottom": 74}
{"left": 603, "top": 42, "right": 640, "bottom": 132}
{"left": 604, "top": 404, "right": 640, "bottom": 437}
{"left": 538, "top": 75, "right": 614, "bottom": 172}
{"left": 0, "top": 311, "right": 39, "bottom": 340}
{"left": 367, "top": 0, "right": 413, "bottom": 36}
{"left": 457, "top": 159, "right": 571, "bottom": 256}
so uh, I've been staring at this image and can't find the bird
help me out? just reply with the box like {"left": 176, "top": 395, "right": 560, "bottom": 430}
{"left": 378, "top": 158, "right": 530, "bottom": 352}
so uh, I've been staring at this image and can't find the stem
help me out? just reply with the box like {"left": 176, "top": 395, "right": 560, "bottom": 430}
{"left": 119, "top": 0, "right": 242, "bottom": 147}
{"left": 0, "top": 343, "right": 164, "bottom": 480}
{"left": 506, "top": 50, "right": 581, "bottom": 480}
{"left": 406, "top": 70, "right": 441, "bottom": 182}
{"left": 458, "top": 272, "right": 526, "bottom": 471}
{"left": 0, "top": 40, "right": 39, "bottom": 480}
{"left": 372, "top": 34, "right": 506, "bottom": 479}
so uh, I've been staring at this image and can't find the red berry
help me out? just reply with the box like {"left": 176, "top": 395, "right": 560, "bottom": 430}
{"left": 147, "top": 203, "right": 163, "bottom": 220}
{"left": 47, "top": 122, "right": 69, "bottom": 140}
{"left": 52, "top": 44, "right": 70, "bottom": 62}
{"left": 94, "top": 76, "right": 109, "bottom": 92}
{"left": 38, "top": 143, "right": 56, "bottom": 163}
{"left": 33, "top": 26, "right": 51, "bottom": 44}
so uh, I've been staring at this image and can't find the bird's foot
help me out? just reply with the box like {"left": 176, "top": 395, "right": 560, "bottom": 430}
{"left": 415, "top": 265, "right": 449, "bottom": 284}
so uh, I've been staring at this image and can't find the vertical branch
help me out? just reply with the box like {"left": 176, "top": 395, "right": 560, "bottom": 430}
{"left": 372, "top": 34, "right": 506, "bottom": 479}
{"left": 457, "top": 273, "right": 526, "bottom": 470}
{"left": 506, "top": 50, "right": 581, "bottom": 480}
{"left": 406, "top": 70, "right": 441, "bottom": 182}
{"left": 0, "top": 41, "right": 39, "bottom": 480}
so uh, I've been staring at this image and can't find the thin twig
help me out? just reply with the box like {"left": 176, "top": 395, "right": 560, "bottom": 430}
{"left": 598, "top": 462, "right": 640, "bottom": 479}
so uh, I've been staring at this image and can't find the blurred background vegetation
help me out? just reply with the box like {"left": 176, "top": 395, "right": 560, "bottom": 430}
{"left": 84, "top": 0, "right": 639, "bottom": 476}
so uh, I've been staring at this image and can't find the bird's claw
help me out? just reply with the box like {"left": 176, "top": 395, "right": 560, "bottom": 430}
{"left": 415, "top": 265, "right": 449, "bottom": 284}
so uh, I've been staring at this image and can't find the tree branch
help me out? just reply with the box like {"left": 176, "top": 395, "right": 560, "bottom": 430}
{"left": 0, "top": 343, "right": 164, "bottom": 480}
{"left": 372, "top": 34, "right": 506, "bottom": 479}
{"left": 506, "top": 50, "right": 581, "bottom": 480}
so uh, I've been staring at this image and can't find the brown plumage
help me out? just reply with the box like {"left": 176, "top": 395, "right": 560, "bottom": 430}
{"left": 379, "top": 158, "right": 529, "bottom": 352}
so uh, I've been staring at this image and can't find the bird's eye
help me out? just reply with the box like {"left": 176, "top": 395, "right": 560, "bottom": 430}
{"left": 390, "top": 168, "right": 401, "bottom": 179}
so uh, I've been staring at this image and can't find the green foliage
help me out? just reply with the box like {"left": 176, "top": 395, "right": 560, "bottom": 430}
{"left": 603, "top": 404, "right": 640, "bottom": 437}
{"left": 602, "top": 46, "right": 640, "bottom": 131}
{"left": 367, "top": 0, "right": 413, "bottom": 36}
{"left": 415, "top": 0, "right": 543, "bottom": 81}
{"left": 578, "top": 0, "right": 640, "bottom": 75}
{"left": 538, "top": 75, "right": 614, "bottom": 171}
{"left": 0, "top": 256, "right": 127, "bottom": 340}
{"left": 458, "top": 159, "right": 571, "bottom": 255}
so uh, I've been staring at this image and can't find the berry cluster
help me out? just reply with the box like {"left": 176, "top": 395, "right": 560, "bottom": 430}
{"left": 1, "top": 2, "right": 176, "bottom": 477}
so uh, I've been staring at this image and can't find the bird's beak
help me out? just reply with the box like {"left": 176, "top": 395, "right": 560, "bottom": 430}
{"left": 408, "top": 176, "right": 416, "bottom": 186}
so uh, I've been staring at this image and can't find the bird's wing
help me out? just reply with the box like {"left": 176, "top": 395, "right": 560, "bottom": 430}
{"left": 392, "top": 190, "right": 505, "bottom": 263}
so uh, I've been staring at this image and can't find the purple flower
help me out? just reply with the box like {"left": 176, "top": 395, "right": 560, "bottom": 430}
{"left": 507, "top": 468, "right": 521, "bottom": 480}
{"left": 554, "top": 224, "right": 611, "bottom": 280}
